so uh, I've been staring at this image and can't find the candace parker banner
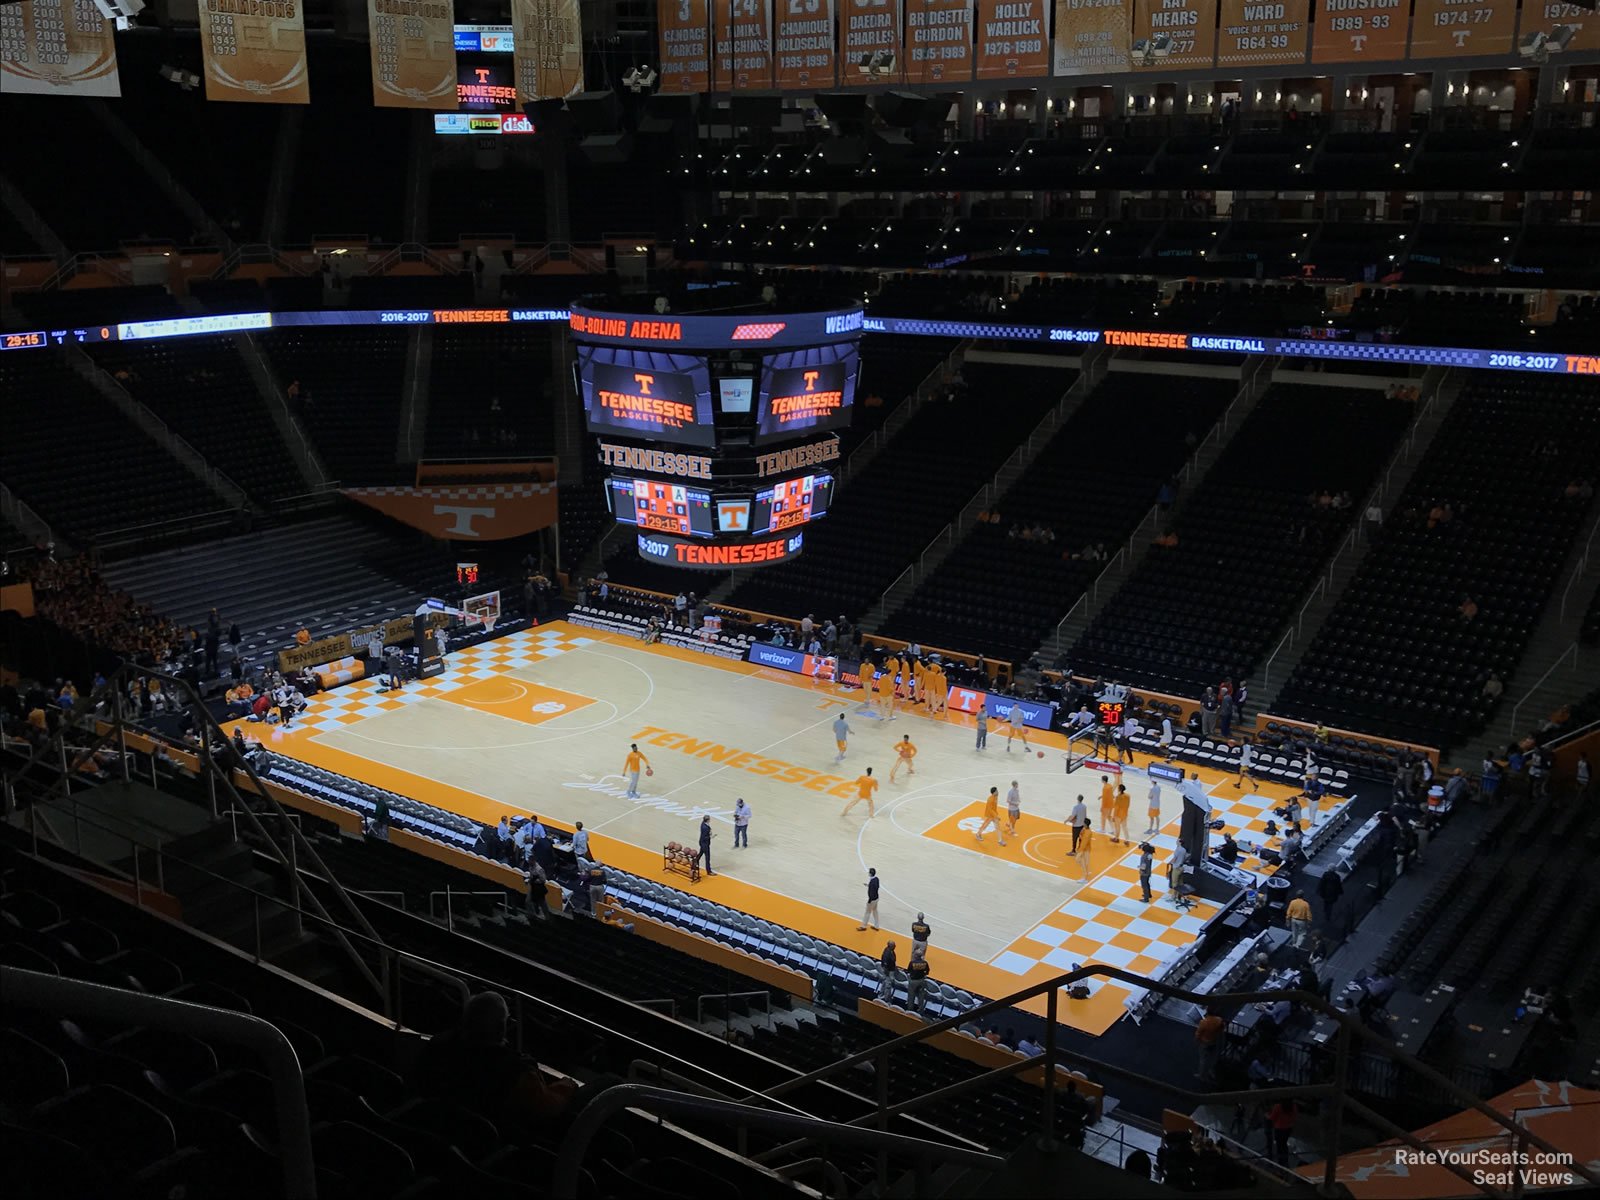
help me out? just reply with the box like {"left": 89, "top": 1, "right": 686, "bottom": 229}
{"left": 715, "top": 0, "right": 773, "bottom": 88}
{"left": 197, "top": 0, "right": 310, "bottom": 104}
{"left": 975, "top": 0, "right": 1049, "bottom": 80}
{"left": 342, "top": 482, "right": 558, "bottom": 540}
{"left": 840, "top": 0, "right": 900, "bottom": 84}
{"left": 1130, "top": 0, "right": 1216, "bottom": 70}
{"left": 906, "top": 0, "right": 974, "bottom": 84}
{"left": 0, "top": 0, "right": 120, "bottom": 97}
{"left": 658, "top": 0, "right": 711, "bottom": 93}
{"left": 774, "top": 0, "right": 835, "bottom": 90}
{"left": 367, "top": 0, "right": 456, "bottom": 109}
{"left": 512, "top": 0, "right": 584, "bottom": 102}
{"left": 1053, "top": 0, "right": 1132, "bottom": 75}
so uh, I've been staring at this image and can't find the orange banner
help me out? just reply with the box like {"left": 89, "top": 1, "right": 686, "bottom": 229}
{"left": 1053, "top": 0, "right": 1133, "bottom": 75}
{"left": 513, "top": 0, "right": 584, "bottom": 102}
{"left": 1519, "top": 0, "right": 1600, "bottom": 54}
{"left": 658, "top": 0, "right": 711, "bottom": 92}
{"left": 197, "top": 0, "right": 310, "bottom": 104}
{"left": 0, "top": 0, "right": 120, "bottom": 96}
{"left": 367, "top": 0, "right": 457, "bottom": 109}
{"left": 1310, "top": 0, "right": 1407, "bottom": 63}
{"left": 906, "top": 0, "right": 974, "bottom": 83}
{"left": 975, "top": 0, "right": 1049, "bottom": 78}
{"left": 715, "top": 0, "right": 774, "bottom": 89}
{"left": 840, "top": 0, "right": 902, "bottom": 84}
{"left": 1216, "top": 0, "right": 1309, "bottom": 65}
{"left": 1130, "top": 0, "right": 1217, "bottom": 69}
{"left": 1409, "top": 0, "right": 1517, "bottom": 57}
{"left": 343, "top": 482, "right": 558, "bottom": 540}
{"left": 774, "top": 0, "right": 836, "bottom": 89}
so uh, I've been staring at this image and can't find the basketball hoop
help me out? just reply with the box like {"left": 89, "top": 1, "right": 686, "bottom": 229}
{"left": 463, "top": 590, "right": 502, "bottom": 634}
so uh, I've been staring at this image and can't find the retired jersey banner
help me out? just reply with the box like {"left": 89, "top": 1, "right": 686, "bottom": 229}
{"left": 513, "top": 0, "right": 584, "bottom": 102}
{"left": 1216, "top": 0, "right": 1308, "bottom": 66}
{"left": 906, "top": 0, "right": 974, "bottom": 83}
{"left": 1053, "top": 0, "right": 1132, "bottom": 75}
{"left": 1409, "top": 0, "right": 1516, "bottom": 57}
{"left": 0, "top": 0, "right": 120, "bottom": 97}
{"left": 1309, "top": 0, "right": 1406, "bottom": 63}
{"left": 1130, "top": 0, "right": 1216, "bottom": 69}
{"left": 368, "top": 0, "right": 457, "bottom": 109}
{"left": 840, "top": 0, "right": 901, "bottom": 84}
{"left": 196, "top": 0, "right": 310, "bottom": 104}
{"left": 343, "top": 482, "right": 558, "bottom": 541}
{"left": 1519, "top": 0, "right": 1600, "bottom": 55}
{"left": 658, "top": 0, "right": 711, "bottom": 92}
{"left": 774, "top": 0, "right": 836, "bottom": 89}
{"left": 716, "top": 0, "right": 774, "bottom": 88}
{"left": 975, "top": 0, "right": 1048, "bottom": 79}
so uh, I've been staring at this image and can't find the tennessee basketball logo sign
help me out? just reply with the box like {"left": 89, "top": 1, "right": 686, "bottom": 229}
{"left": 765, "top": 364, "right": 846, "bottom": 429}
{"left": 716, "top": 500, "right": 751, "bottom": 532}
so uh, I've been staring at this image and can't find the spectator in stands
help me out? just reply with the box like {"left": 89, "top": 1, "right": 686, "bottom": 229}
{"left": 1457, "top": 595, "right": 1479, "bottom": 622}
{"left": 1017, "top": 1032, "right": 1042, "bottom": 1056}
{"left": 295, "top": 625, "right": 311, "bottom": 645}
{"left": 1281, "top": 823, "right": 1305, "bottom": 865}
{"left": 1217, "top": 833, "right": 1239, "bottom": 867}
{"left": 1199, "top": 688, "right": 1219, "bottom": 737}
{"left": 525, "top": 858, "right": 550, "bottom": 921}
{"left": 1576, "top": 753, "right": 1592, "bottom": 803}
{"left": 1195, "top": 1009, "right": 1225, "bottom": 1081}
{"left": 1268, "top": 1098, "right": 1297, "bottom": 1165}
{"left": 416, "top": 991, "right": 578, "bottom": 1126}
{"left": 877, "top": 939, "right": 899, "bottom": 1000}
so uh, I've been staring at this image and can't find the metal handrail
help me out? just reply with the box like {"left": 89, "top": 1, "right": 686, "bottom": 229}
{"left": 697, "top": 989, "right": 774, "bottom": 1037}
{"left": 1558, "top": 510, "right": 1600, "bottom": 623}
{"left": 552, "top": 1084, "right": 1004, "bottom": 1200}
{"left": 751, "top": 963, "right": 1597, "bottom": 1200}
{"left": 429, "top": 888, "right": 511, "bottom": 926}
{"left": 1506, "top": 641, "right": 1580, "bottom": 740}
{"left": 2, "top": 967, "right": 315, "bottom": 1199}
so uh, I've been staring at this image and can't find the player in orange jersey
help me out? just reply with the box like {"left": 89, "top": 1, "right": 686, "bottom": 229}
{"left": 877, "top": 660, "right": 897, "bottom": 718}
{"left": 889, "top": 734, "right": 917, "bottom": 781}
{"left": 623, "top": 744, "right": 651, "bottom": 798}
{"left": 841, "top": 767, "right": 879, "bottom": 818}
{"left": 927, "top": 664, "right": 946, "bottom": 714}
{"left": 1111, "top": 783, "right": 1131, "bottom": 844}
{"left": 1099, "top": 775, "right": 1115, "bottom": 833}
{"left": 855, "top": 660, "right": 877, "bottom": 714}
{"left": 975, "top": 786, "right": 1007, "bottom": 845}
{"left": 911, "top": 657, "right": 926, "bottom": 704}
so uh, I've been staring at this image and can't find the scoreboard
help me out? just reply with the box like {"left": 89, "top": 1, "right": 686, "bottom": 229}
{"left": 570, "top": 303, "right": 866, "bottom": 569}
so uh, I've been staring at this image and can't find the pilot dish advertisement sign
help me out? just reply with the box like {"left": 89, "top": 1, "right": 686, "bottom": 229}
{"left": 756, "top": 344, "right": 858, "bottom": 444}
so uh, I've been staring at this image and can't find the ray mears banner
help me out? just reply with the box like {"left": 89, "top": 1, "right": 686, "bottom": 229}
{"left": 0, "top": 0, "right": 120, "bottom": 97}
{"left": 197, "top": 0, "right": 311, "bottom": 104}
{"left": 513, "top": 0, "right": 584, "bottom": 102}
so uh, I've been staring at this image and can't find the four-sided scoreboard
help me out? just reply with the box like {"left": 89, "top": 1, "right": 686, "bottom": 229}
{"left": 570, "top": 304, "right": 865, "bottom": 569}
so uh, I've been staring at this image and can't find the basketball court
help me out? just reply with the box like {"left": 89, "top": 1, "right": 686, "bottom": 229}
{"left": 240, "top": 621, "right": 1312, "bottom": 1036}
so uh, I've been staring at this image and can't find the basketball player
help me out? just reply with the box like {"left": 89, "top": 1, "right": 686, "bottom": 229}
{"left": 1144, "top": 778, "right": 1163, "bottom": 837}
{"left": 833, "top": 713, "right": 854, "bottom": 763}
{"left": 1111, "top": 783, "right": 1131, "bottom": 844}
{"left": 1005, "top": 780, "right": 1022, "bottom": 836}
{"left": 876, "top": 661, "right": 897, "bottom": 719}
{"left": 926, "top": 664, "right": 945, "bottom": 714}
{"left": 1099, "top": 775, "right": 1115, "bottom": 833}
{"left": 975, "top": 786, "right": 1006, "bottom": 845}
{"left": 1074, "top": 824, "right": 1095, "bottom": 880}
{"left": 855, "top": 662, "right": 876, "bottom": 714}
{"left": 622, "top": 744, "right": 650, "bottom": 798}
{"left": 841, "top": 767, "right": 879, "bottom": 819}
{"left": 1004, "top": 710, "right": 1031, "bottom": 753}
{"left": 911, "top": 657, "right": 926, "bottom": 705}
{"left": 1234, "top": 739, "right": 1256, "bottom": 788}
{"left": 889, "top": 734, "right": 917, "bottom": 781}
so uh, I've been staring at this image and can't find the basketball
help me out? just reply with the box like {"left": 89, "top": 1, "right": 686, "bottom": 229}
{"left": 1037, "top": 751, "right": 1045, "bottom": 759}
{"left": 646, "top": 767, "right": 654, "bottom": 776}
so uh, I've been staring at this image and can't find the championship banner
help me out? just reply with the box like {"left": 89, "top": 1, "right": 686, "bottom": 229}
{"left": 342, "top": 482, "right": 558, "bottom": 540}
{"left": 1053, "top": 0, "right": 1133, "bottom": 75}
{"left": 975, "top": 0, "right": 1049, "bottom": 79}
{"left": 367, "top": 0, "right": 457, "bottom": 109}
{"left": 1216, "top": 0, "right": 1308, "bottom": 66}
{"left": 840, "top": 0, "right": 901, "bottom": 84}
{"left": 1409, "top": 0, "right": 1516, "bottom": 57}
{"left": 905, "top": 0, "right": 974, "bottom": 83}
{"left": 658, "top": 0, "right": 711, "bottom": 92}
{"left": 1129, "top": 0, "right": 1216, "bottom": 69}
{"left": 0, "top": 0, "right": 120, "bottom": 97}
{"left": 715, "top": 0, "right": 774, "bottom": 89}
{"left": 512, "top": 0, "right": 584, "bottom": 103}
{"left": 1309, "top": 0, "right": 1406, "bottom": 63}
{"left": 196, "top": 0, "right": 310, "bottom": 104}
{"left": 774, "top": 0, "right": 835, "bottom": 89}
{"left": 1518, "top": 1, "right": 1600, "bottom": 55}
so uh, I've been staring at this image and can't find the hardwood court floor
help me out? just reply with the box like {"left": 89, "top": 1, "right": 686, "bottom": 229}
{"left": 245, "top": 621, "right": 1314, "bottom": 1036}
